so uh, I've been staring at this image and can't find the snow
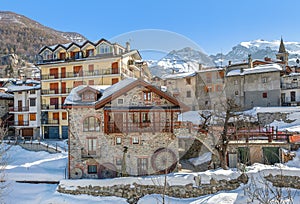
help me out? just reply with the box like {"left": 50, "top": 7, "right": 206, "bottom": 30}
{"left": 2, "top": 105, "right": 300, "bottom": 203}
{"left": 227, "top": 64, "right": 282, "bottom": 76}
{"left": 189, "top": 152, "right": 212, "bottom": 166}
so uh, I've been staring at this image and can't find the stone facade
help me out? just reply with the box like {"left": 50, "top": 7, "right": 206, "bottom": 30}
{"left": 66, "top": 79, "right": 190, "bottom": 179}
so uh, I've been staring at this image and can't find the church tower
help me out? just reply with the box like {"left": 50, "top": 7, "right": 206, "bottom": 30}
{"left": 276, "top": 37, "right": 289, "bottom": 66}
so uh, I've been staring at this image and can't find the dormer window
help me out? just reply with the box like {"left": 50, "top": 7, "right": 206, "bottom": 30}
{"left": 82, "top": 91, "right": 96, "bottom": 102}
{"left": 143, "top": 91, "right": 152, "bottom": 101}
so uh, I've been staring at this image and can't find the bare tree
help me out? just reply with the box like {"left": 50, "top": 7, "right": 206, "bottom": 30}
{"left": 213, "top": 98, "right": 239, "bottom": 170}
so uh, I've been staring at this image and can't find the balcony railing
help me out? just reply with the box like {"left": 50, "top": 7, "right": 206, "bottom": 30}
{"left": 10, "top": 106, "right": 29, "bottom": 112}
{"left": 41, "top": 119, "right": 59, "bottom": 125}
{"left": 41, "top": 104, "right": 64, "bottom": 110}
{"left": 41, "top": 68, "right": 119, "bottom": 80}
{"left": 41, "top": 88, "right": 73, "bottom": 95}
{"left": 281, "top": 83, "right": 300, "bottom": 90}
{"left": 14, "top": 121, "right": 29, "bottom": 126}
{"left": 106, "top": 121, "right": 177, "bottom": 134}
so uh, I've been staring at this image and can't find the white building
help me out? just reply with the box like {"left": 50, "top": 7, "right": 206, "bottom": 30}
{"left": 281, "top": 73, "right": 300, "bottom": 106}
{"left": 8, "top": 80, "right": 41, "bottom": 139}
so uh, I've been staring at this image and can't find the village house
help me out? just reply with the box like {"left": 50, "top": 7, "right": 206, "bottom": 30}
{"left": 37, "top": 39, "right": 151, "bottom": 139}
{"left": 7, "top": 79, "right": 41, "bottom": 139}
{"left": 64, "top": 78, "right": 190, "bottom": 179}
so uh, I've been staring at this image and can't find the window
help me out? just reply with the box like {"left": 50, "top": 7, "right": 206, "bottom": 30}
{"left": 186, "top": 90, "right": 191, "bottom": 98}
{"left": 118, "top": 99, "right": 124, "bottom": 104}
{"left": 142, "top": 112, "right": 150, "bottom": 122}
{"left": 83, "top": 117, "right": 100, "bottom": 132}
{"left": 143, "top": 91, "right": 152, "bottom": 101}
{"left": 262, "top": 92, "right": 268, "bottom": 98}
{"left": 186, "top": 78, "right": 191, "bottom": 85}
{"left": 30, "top": 113, "right": 36, "bottom": 121}
{"left": 262, "top": 77, "right": 267, "bottom": 83}
{"left": 98, "top": 44, "right": 112, "bottom": 54}
{"left": 87, "top": 138, "right": 97, "bottom": 155}
{"left": 132, "top": 137, "right": 140, "bottom": 144}
{"left": 88, "top": 165, "right": 97, "bottom": 174}
{"left": 30, "top": 90, "right": 35, "bottom": 94}
{"left": 234, "top": 80, "right": 238, "bottom": 85}
{"left": 88, "top": 80, "right": 94, "bottom": 85}
{"left": 116, "top": 137, "right": 122, "bottom": 145}
{"left": 88, "top": 64, "right": 94, "bottom": 72}
{"left": 62, "top": 112, "right": 67, "bottom": 120}
{"left": 235, "top": 91, "right": 239, "bottom": 95}
{"left": 30, "top": 98, "right": 36, "bottom": 106}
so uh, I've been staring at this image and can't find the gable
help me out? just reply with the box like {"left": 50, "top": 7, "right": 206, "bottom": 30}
{"left": 95, "top": 79, "right": 190, "bottom": 111}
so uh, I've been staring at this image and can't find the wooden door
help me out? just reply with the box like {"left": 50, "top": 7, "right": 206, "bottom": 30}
{"left": 112, "top": 62, "right": 118, "bottom": 74}
{"left": 61, "top": 82, "right": 66, "bottom": 94}
{"left": 112, "top": 78, "right": 119, "bottom": 85}
{"left": 18, "top": 100, "right": 22, "bottom": 111}
{"left": 137, "top": 158, "right": 148, "bottom": 176}
{"left": 18, "top": 114, "right": 23, "bottom": 126}
{"left": 50, "top": 83, "right": 59, "bottom": 94}
{"left": 61, "top": 67, "right": 66, "bottom": 78}
{"left": 50, "top": 68, "right": 58, "bottom": 78}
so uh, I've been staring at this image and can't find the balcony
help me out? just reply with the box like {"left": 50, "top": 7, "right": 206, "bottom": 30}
{"left": 106, "top": 121, "right": 175, "bottom": 134}
{"left": 9, "top": 106, "right": 29, "bottom": 112}
{"left": 41, "top": 104, "right": 64, "bottom": 110}
{"left": 41, "top": 88, "right": 73, "bottom": 95}
{"left": 41, "top": 68, "right": 119, "bottom": 80}
{"left": 41, "top": 119, "right": 59, "bottom": 125}
{"left": 281, "top": 83, "right": 300, "bottom": 90}
{"left": 14, "top": 121, "right": 29, "bottom": 126}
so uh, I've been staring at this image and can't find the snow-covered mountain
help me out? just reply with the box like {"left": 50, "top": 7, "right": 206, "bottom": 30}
{"left": 210, "top": 39, "right": 300, "bottom": 66}
{"left": 148, "top": 47, "right": 215, "bottom": 77}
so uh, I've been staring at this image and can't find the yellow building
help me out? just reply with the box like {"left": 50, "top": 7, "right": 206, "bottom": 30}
{"left": 37, "top": 39, "right": 151, "bottom": 139}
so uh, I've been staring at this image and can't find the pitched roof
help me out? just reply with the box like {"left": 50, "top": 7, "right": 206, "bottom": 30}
{"left": 279, "top": 37, "right": 287, "bottom": 53}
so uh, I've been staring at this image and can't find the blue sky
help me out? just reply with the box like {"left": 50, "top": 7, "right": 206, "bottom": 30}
{"left": 1, "top": 0, "right": 299, "bottom": 56}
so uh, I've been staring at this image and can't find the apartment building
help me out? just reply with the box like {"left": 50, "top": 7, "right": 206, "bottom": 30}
{"left": 37, "top": 39, "right": 151, "bottom": 139}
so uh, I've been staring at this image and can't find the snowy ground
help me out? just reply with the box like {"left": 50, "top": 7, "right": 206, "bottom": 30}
{"left": 1, "top": 139, "right": 300, "bottom": 204}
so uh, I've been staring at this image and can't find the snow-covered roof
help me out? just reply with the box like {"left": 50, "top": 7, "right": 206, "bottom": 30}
{"left": 227, "top": 64, "right": 282, "bottom": 77}
{"left": 7, "top": 85, "right": 41, "bottom": 92}
{"left": 64, "top": 85, "right": 111, "bottom": 105}
{"left": 161, "top": 72, "right": 196, "bottom": 80}
{"left": 0, "top": 92, "right": 13, "bottom": 99}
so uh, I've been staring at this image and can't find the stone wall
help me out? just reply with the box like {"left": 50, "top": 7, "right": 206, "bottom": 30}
{"left": 57, "top": 174, "right": 248, "bottom": 204}
{"left": 257, "top": 112, "right": 290, "bottom": 126}
{"left": 265, "top": 174, "right": 300, "bottom": 189}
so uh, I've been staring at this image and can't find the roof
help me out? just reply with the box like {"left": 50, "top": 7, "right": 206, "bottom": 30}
{"left": 0, "top": 92, "right": 13, "bottom": 99}
{"left": 7, "top": 85, "right": 41, "bottom": 92}
{"left": 64, "top": 78, "right": 190, "bottom": 111}
{"left": 226, "top": 64, "right": 282, "bottom": 77}
{"left": 161, "top": 72, "right": 196, "bottom": 80}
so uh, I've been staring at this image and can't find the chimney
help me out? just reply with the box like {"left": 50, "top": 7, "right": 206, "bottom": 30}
{"left": 126, "top": 42, "right": 130, "bottom": 52}
{"left": 198, "top": 63, "right": 203, "bottom": 71}
{"left": 264, "top": 57, "right": 271, "bottom": 62}
{"left": 228, "top": 60, "right": 232, "bottom": 66}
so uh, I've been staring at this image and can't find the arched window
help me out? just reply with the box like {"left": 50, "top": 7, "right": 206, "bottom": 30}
{"left": 83, "top": 117, "right": 100, "bottom": 132}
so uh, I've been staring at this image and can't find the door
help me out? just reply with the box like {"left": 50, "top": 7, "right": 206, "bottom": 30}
{"left": 50, "top": 98, "right": 59, "bottom": 109}
{"left": 238, "top": 147, "right": 250, "bottom": 165}
{"left": 281, "top": 93, "right": 286, "bottom": 104}
{"left": 50, "top": 83, "right": 59, "bottom": 94}
{"left": 61, "top": 82, "right": 66, "bottom": 94}
{"left": 61, "top": 67, "right": 66, "bottom": 78}
{"left": 18, "top": 100, "right": 22, "bottom": 111}
{"left": 62, "top": 126, "right": 68, "bottom": 139}
{"left": 50, "top": 68, "right": 58, "bottom": 78}
{"left": 48, "top": 127, "right": 59, "bottom": 139}
{"left": 263, "top": 147, "right": 280, "bottom": 165}
{"left": 112, "top": 78, "right": 119, "bottom": 85}
{"left": 291, "top": 91, "right": 296, "bottom": 102}
{"left": 18, "top": 114, "right": 23, "bottom": 126}
{"left": 137, "top": 158, "right": 148, "bottom": 176}
{"left": 23, "top": 128, "right": 33, "bottom": 137}
{"left": 112, "top": 62, "right": 118, "bottom": 74}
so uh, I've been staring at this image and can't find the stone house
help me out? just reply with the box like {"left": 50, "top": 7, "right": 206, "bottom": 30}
{"left": 0, "top": 89, "right": 13, "bottom": 128}
{"left": 225, "top": 64, "right": 282, "bottom": 109}
{"left": 64, "top": 78, "right": 190, "bottom": 179}
{"left": 152, "top": 72, "right": 198, "bottom": 110}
